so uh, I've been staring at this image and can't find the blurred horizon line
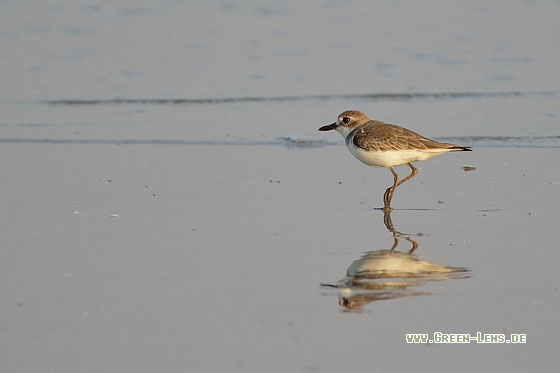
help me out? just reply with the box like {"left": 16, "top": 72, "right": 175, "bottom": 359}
{"left": 2, "top": 90, "right": 558, "bottom": 106}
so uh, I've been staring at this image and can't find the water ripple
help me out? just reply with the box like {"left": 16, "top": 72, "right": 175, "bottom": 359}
{"left": 38, "top": 90, "right": 559, "bottom": 106}
{"left": 1, "top": 136, "right": 559, "bottom": 148}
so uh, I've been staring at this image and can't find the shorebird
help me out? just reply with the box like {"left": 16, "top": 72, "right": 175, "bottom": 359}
{"left": 319, "top": 110, "right": 471, "bottom": 210}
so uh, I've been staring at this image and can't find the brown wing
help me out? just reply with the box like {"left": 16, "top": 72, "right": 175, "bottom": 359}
{"left": 350, "top": 120, "right": 462, "bottom": 151}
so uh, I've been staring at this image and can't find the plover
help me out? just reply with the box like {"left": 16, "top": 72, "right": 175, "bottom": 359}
{"left": 319, "top": 110, "right": 471, "bottom": 210}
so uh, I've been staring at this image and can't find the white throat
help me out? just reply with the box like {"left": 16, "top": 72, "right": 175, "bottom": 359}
{"left": 335, "top": 122, "right": 355, "bottom": 140}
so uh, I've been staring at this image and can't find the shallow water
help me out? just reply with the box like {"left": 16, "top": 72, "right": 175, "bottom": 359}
{"left": 2, "top": 1, "right": 560, "bottom": 372}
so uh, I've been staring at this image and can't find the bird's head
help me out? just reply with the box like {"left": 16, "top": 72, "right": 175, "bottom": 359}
{"left": 318, "top": 110, "right": 371, "bottom": 138}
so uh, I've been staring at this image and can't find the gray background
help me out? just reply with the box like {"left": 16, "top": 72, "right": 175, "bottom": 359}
{"left": 1, "top": 1, "right": 559, "bottom": 372}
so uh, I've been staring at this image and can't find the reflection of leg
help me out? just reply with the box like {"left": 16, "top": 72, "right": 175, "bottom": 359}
{"left": 382, "top": 209, "right": 419, "bottom": 253}
{"left": 383, "top": 167, "right": 399, "bottom": 211}
{"left": 383, "top": 209, "right": 395, "bottom": 232}
{"left": 390, "top": 236, "right": 399, "bottom": 252}
{"left": 384, "top": 210, "right": 399, "bottom": 251}
{"left": 405, "top": 237, "right": 419, "bottom": 254}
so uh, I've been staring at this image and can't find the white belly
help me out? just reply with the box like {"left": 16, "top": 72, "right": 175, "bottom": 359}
{"left": 347, "top": 143, "right": 449, "bottom": 167}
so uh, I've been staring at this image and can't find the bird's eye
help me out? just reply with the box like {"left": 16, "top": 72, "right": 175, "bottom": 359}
{"left": 342, "top": 117, "right": 351, "bottom": 124}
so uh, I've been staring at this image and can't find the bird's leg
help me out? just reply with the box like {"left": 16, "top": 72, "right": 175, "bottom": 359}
{"left": 383, "top": 163, "right": 418, "bottom": 210}
{"left": 396, "top": 163, "right": 418, "bottom": 188}
{"left": 383, "top": 166, "right": 399, "bottom": 211}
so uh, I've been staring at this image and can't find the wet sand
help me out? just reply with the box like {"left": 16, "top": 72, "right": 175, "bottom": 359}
{"left": 2, "top": 0, "right": 560, "bottom": 371}
{"left": 1, "top": 137, "right": 559, "bottom": 371}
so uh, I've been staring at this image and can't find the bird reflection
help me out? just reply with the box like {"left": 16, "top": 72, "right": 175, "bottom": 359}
{"left": 322, "top": 210, "right": 470, "bottom": 311}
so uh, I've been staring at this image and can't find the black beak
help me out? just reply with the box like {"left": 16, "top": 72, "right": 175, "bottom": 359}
{"left": 318, "top": 122, "right": 338, "bottom": 131}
